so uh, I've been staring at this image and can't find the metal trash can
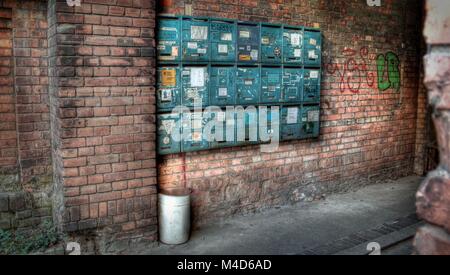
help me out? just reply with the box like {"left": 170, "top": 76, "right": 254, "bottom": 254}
{"left": 158, "top": 188, "right": 191, "bottom": 245}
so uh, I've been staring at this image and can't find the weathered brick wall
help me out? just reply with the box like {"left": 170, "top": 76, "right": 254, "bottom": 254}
{"left": 13, "top": 0, "right": 52, "bottom": 186}
{"left": 0, "top": 4, "right": 17, "bottom": 188}
{"left": 0, "top": 0, "right": 52, "bottom": 189}
{"left": 158, "top": 0, "right": 425, "bottom": 226}
{"left": 0, "top": 0, "right": 429, "bottom": 250}
{"left": 47, "top": 0, "right": 158, "bottom": 251}
{"left": 0, "top": 0, "right": 53, "bottom": 233}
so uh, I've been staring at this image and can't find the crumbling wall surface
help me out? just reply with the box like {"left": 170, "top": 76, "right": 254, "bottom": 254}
{"left": 414, "top": 0, "right": 450, "bottom": 255}
{"left": 0, "top": 0, "right": 53, "bottom": 233}
{"left": 158, "top": 0, "right": 424, "bottom": 226}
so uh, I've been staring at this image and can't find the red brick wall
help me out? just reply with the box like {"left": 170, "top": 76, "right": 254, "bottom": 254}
{"left": 47, "top": 0, "right": 158, "bottom": 248}
{"left": 0, "top": 0, "right": 53, "bottom": 233}
{"left": 13, "top": 0, "right": 52, "bottom": 186}
{"left": 0, "top": 6, "right": 16, "bottom": 180}
{"left": 158, "top": 0, "right": 425, "bottom": 226}
{"left": 0, "top": 0, "right": 52, "bottom": 189}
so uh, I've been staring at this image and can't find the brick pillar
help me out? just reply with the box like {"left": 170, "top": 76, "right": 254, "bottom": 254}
{"left": 1, "top": 0, "right": 54, "bottom": 234}
{"left": 0, "top": 6, "right": 17, "bottom": 185}
{"left": 47, "top": 0, "right": 157, "bottom": 252}
{"left": 0, "top": 1, "right": 52, "bottom": 189}
{"left": 12, "top": 0, "right": 52, "bottom": 187}
{"left": 414, "top": 0, "right": 450, "bottom": 255}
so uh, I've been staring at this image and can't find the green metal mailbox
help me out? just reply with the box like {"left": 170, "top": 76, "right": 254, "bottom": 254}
{"left": 157, "top": 65, "right": 181, "bottom": 112}
{"left": 157, "top": 16, "right": 181, "bottom": 62}
{"left": 236, "top": 66, "right": 260, "bottom": 105}
{"left": 210, "top": 19, "right": 236, "bottom": 63}
{"left": 157, "top": 113, "right": 181, "bottom": 155}
{"left": 281, "top": 105, "right": 301, "bottom": 141}
{"left": 210, "top": 65, "right": 236, "bottom": 106}
{"left": 300, "top": 105, "right": 320, "bottom": 138}
{"left": 181, "top": 111, "right": 211, "bottom": 152}
{"left": 261, "top": 24, "right": 283, "bottom": 63}
{"left": 282, "top": 67, "right": 303, "bottom": 103}
{"left": 283, "top": 26, "right": 303, "bottom": 65}
{"left": 303, "top": 29, "right": 321, "bottom": 67}
{"left": 259, "top": 106, "right": 280, "bottom": 143}
{"left": 237, "top": 23, "right": 260, "bottom": 63}
{"left": 182, "top": 17, "right": 210, "bottom": 61}
{"left": 210, "top": 108, "right": 236, "bottom": 148}
{"left": 181, "top": 66, "right": 209, "bottom": 108}
{"left": 235, "top": 107, "right": 258, "bottom": 145}
{"left": 303, "top": 68, "right": 321, "bottom": 103}
{"left": 261, "top": 66, "right": 282, "bottom": 104}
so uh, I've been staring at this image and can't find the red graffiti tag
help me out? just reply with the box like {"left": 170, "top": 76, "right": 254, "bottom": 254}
{"left": 325, "top": 46, "right": 375, "bottom": 94}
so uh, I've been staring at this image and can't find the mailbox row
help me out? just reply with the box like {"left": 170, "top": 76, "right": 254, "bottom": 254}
{"left": 157, "top": 105, "right": 320, "bottom": 155}
{"left": 157, "top": 65, "right": 321, "bottom": 112}
{"left": 157, "top": 15, "right": 321, "bottom": 66}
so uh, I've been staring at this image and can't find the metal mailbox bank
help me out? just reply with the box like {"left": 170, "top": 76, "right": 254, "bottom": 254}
{"left": 156, "top": 15, "right": 322, "bottom": 155}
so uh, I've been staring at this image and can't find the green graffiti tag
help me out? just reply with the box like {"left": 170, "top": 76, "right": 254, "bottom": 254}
{"left": 376, "top": 52, "right": 400, "bottom": 92}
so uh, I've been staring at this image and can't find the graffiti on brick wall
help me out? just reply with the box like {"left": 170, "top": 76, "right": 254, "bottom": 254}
{"left": 325, "top": 46, "right": 375, "bottom": 93}
{"left": 325, "top": 47, "right": 400, "bottom": 93}
{"left": 376, "top": 52, "right": 400, "bottom": 92}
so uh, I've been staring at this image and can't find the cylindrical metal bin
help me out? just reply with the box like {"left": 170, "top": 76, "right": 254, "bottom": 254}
{"left": 158, "top": 188, "right": 191, "bottom": 245}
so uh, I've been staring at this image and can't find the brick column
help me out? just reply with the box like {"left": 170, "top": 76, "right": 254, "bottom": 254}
{"left": 414, "top": 0, "right": 450, "bottom": 255}
{"left": 0, "top": 6, "right": 17, "bottom": 184}
{"left": 0, "top": 0, "right": 54, "bottom": 234}
{"left": 0, "top": 1, "right": 52, "bottom": 190}
{"left": 48, "top": 0, "right": 157, "bottom": 251}
{"left": 12, "top": 0, "right": 52, "bottom": 187}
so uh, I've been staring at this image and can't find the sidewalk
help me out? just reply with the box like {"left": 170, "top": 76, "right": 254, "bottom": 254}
{"left": 142, "top": 176, "right": 422, "bottom": 255}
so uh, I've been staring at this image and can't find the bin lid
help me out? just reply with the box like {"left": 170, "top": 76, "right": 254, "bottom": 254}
{"left": 159, "top": 188, "right": 191, "bottom": 206}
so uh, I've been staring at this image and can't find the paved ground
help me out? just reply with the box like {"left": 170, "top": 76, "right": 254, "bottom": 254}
{"left": 143, "top": 176, "right": 423, "bottom": 255}
{"left": 383, "top": 238, "right": 415, "bottom": 255}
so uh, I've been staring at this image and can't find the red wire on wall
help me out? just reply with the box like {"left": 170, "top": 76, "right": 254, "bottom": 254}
{"left": 181, "top": 152, "right": 187, "bottom": 189}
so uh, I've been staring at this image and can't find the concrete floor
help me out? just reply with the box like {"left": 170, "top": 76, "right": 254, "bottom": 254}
{"left": 143, "top": 176, "right": 422, "bottom": 255}
{"left": 383, "top": 239, "right": 415, "bottom": 255}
